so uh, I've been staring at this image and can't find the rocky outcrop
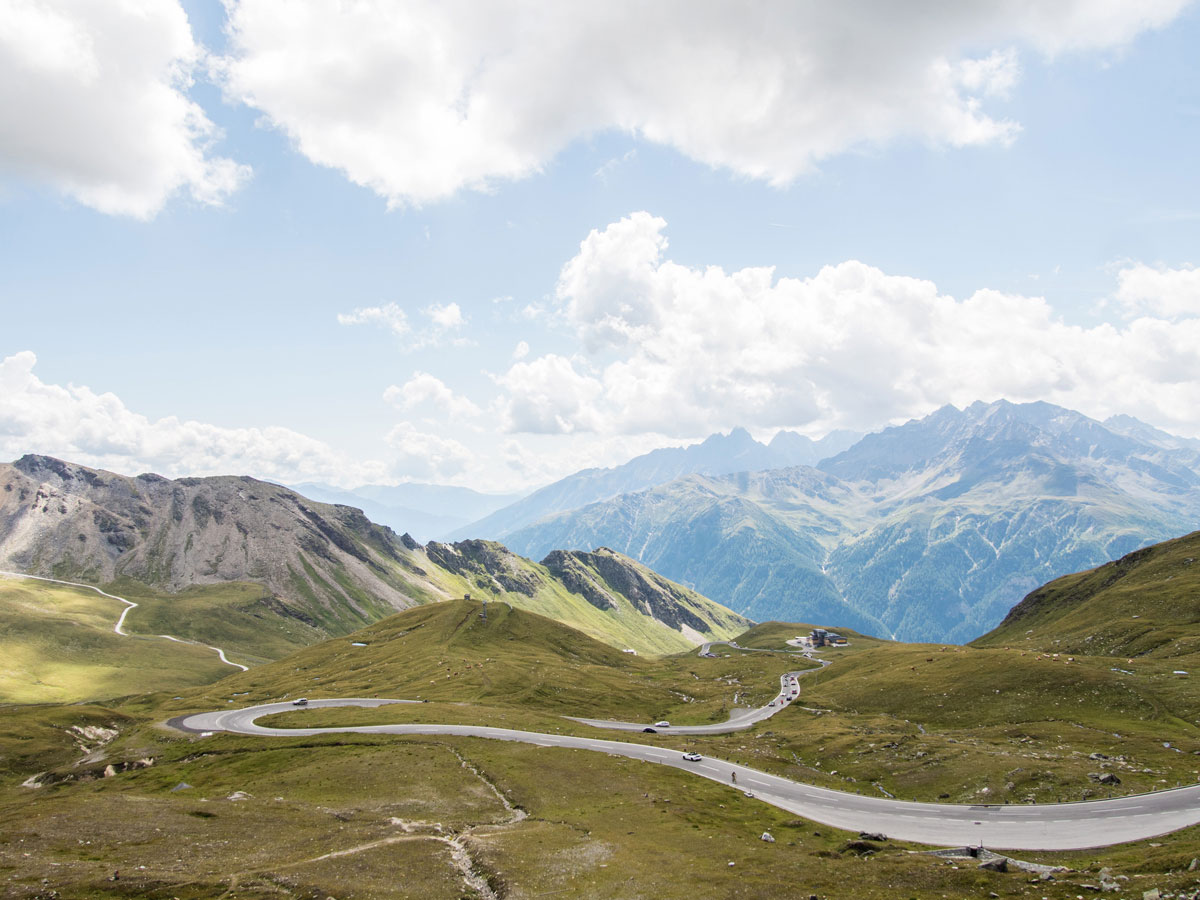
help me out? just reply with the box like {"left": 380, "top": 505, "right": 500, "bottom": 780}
{"left": 542, "top": 547, "right": 745, "bottom": 636}
{"left": 426, "top": 539, "right": 542, "bottom": 596}
{"left": 0, "top": 455, "right": 441, "bottom": 633}
{"left": 0, "top": 455, "right": 750, "bottom": 656}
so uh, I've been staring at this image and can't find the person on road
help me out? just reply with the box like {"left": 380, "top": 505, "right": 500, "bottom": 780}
{"left": 731, "top": 771, "right": 737, "bottom": 784}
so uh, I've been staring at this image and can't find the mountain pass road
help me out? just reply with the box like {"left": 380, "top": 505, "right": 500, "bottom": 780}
{"left": 175, "top": 698, "right": 1200, "bottom": 851}
{"left": 567, "top": 671, "right": 809, "bottom": 734}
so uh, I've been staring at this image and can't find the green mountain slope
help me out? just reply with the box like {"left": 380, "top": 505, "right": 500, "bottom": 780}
{"left": 414, "top": 540, "right": 751, "bottom": 656}
{"left": 0, "top": 575, "right": 237, "bottom": 704}
{"left": 974, "top": 529, "right": 1200, "bottom": 658}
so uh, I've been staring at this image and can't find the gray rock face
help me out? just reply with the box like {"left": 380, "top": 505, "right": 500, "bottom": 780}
{"left": 541, "top": 547, "right": 721, "bottom": 634}
{"left": 0, "top": 455, "right": 432, "bottom": 632}
{"left": 0, "top": 455, "right": 748, "bottom": 653}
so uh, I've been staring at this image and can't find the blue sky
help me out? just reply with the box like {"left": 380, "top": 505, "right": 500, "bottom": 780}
{"left": 2, "top": 1, "right": 1199, "bottom": 491}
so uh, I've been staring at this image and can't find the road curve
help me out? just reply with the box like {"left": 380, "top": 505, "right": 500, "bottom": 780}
{"left": 176, "top": 699, "right": 1200, "bottom": 851}
{"left": 699, "top": 639, "right": 805, "bottom": 657}
{"left": 568, "top": 671, "right": 810, "bottom": 734}
{"left": 0, "top": 570, "right": 248, "bottom": 671}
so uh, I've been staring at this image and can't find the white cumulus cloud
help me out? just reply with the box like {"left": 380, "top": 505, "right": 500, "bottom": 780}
{"left": 1114, "top": 263, "right": 1200, "bottom": 319}
{"left": 383, "top": 372, "right": 481, "bottom": 419}
{"left": 0, "top": 0, "right": 248, "bottom": 218}
{"left": 337, "top": 302, "right": 411, "bottom": 336}
{"left": 494, "top": 354, "right": 604, "bottom": 435}
{"left": 218, "top": 0, "right": 1188, "bottom": 205}
{"left": 383, "top": 422, "right": 473, "bottom": 480}
{"left": 424, "top": 302, "right": 466, "bottom": 330}
{"left": 0, "top": 350, "right": 394, "bottom": 486}
{"left": 492, "top": 212, "right": 1200, "bottom": 439}
{"left": 339, "top": 300, "right": 469, "bottom": 348}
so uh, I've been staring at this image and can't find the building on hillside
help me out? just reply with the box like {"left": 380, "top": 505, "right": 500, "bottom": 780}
{"left": 808, "top": 627, "right": 848, "bottom": 647}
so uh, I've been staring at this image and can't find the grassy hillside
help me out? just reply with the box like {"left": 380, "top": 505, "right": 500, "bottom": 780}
{"left": 10, "top": 595, "right": 1200, "bottom": 897}
{"left": 415, "top": 541, "right": 751, "bottom": 657}
{"left": 974, "top": 529, "right": 1200, "bottom": 658}
{"left": 147, "top": 599, "right": 789, "bottom": 732}
{"left": 0, "top": 576, "right": 239, "bottom": 703}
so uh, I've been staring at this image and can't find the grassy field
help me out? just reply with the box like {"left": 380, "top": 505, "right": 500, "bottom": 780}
{"left": 103, "top": 576, "right": 327, "bottom": 664}
{"left": 0, "top": 573, "right": 348, "bottom": 704}
{"left": 0, "top": 576, "right": 239, "bottom": 704}
{"left": 7, "top": 723, "right": 1200, "bottom": 899}
{"left": 141, "top": 600, "right": 818, "bottom": 733}
{"left": 8, "top": 596, "right": 1200, "bottom": 897}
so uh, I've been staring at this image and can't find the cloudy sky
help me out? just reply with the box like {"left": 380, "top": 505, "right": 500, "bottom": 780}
{"left": 3, "top": 0, "right": 1199, "bottom": 492}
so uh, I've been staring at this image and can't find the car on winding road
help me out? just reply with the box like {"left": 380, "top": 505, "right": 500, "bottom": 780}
{"left": 682, "top": 752, "right": 702, "bottom": 761}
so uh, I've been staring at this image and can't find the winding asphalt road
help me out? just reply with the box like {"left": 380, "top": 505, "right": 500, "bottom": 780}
{"left": 568, "top": 671, "right": 809, "bottom": 734}
{"left": 176, "top": 698, "right": 1200, "bottom": 851}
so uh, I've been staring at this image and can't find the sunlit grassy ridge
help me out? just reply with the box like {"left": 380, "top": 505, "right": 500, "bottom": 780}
{"left": 0, "top": 576, "right": 237, "bottom": 703}
{"left": 153, "top": 599, "right": 801, "bottom": 731}
{"left": 976, "top": 529, "right": 1200, "bottom": 658}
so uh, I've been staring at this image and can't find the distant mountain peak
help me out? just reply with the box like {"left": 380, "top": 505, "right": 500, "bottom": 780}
{"left": 699, "top": 426, "right": 758, "bottom": 448}
{"left": 451, "top": 424, "right": 863, "bottom": 542}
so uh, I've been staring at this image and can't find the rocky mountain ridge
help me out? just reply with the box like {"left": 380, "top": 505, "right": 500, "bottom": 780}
{"left": 496, "top": 401, "right": 1200, "bottom": 642}
{"left": 0, "top": 455, "right": 748, "bottom": 656}
{"left": 450, "top": 426, "right": 860, "bottom": 541}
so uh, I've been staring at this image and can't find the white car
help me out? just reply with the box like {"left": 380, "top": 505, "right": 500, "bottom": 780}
{"left": 655, "top": 721, "right": 670, "bottom": 727}
{"left": 292, "top": 697, "right": 309, "bottom": 706}
{"left": 682, "top": 752, "right": 702, "bottom": 761}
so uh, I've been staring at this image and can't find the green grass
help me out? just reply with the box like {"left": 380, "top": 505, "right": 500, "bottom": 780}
{"left": 104, "top": 576, "right": 326, "bottom": 664}
{"left": 8, "top": 723, "right": 1200, "bottom": 899}
{"left": 11, "top": 594, "right": 1200, "bottom": 897}
{"left": 141, "top": 600, "right": 819, "bottom": 738}
{"left": 409, "top": 545, "right": 749, "bottom": 657}
{"left": 976, "top": 529, "right": 1200, "bottom": 657}
{"left": 0, "top": 576, "right": 238, "bottom": 703}
{"left": 0, "top": 704, "right": 135, "bottom": 780}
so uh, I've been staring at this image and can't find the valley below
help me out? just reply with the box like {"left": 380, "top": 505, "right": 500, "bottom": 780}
{"left": 7, "top": 549, "right": 1200, "bottom": 900}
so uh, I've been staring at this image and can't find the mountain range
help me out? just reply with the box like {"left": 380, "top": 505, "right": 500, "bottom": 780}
{"left": 448, "top": 426, "right": 861, "bottom": 542}
{"left": 0, "top": 455, "right": 748, "bottom": 658}
{"left": 287, "top": 480, "right": 524, "bottom": 543}
{"left": 473, "top": 400, "right": 1200, "bottom": 643}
